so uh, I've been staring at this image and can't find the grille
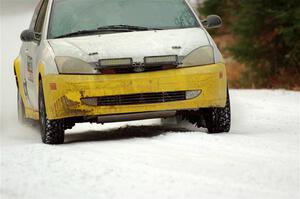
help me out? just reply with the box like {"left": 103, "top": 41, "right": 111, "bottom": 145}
{"left": 82, "top": 91, "right": 187, "bottom": 106}
{"left": 100, "top": 65, "right": 177, "bottom": 74}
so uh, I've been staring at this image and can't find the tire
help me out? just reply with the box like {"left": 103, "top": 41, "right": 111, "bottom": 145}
{"left": 17, "top": 89, "right": 26, "bottom": 124}
{"left": 203, "top": 90, "right": 231, "bottom": 134}
{"left": 178, "top": 89, "right": 231, "bottom": 134}
{"left": 39, "top": 80, "right": 65, "bottom": 145}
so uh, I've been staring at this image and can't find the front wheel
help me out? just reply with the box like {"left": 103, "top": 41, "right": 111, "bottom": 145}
{"left": 178, "top": 90, "right": 231, "bottom": 134}
{"left": 39, "top": 80, "right": 65, "bottom": 145}
{"left": 203, "top": 90, "right": 231, "bottom": 133}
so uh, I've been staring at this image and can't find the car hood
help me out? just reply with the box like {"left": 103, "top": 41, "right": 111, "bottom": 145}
{"left": 48, "top": 28, "right": 210, "bottom": 63}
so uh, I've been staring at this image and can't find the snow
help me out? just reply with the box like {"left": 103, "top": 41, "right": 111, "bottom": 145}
{"left": 1, "top": 90, "right": 299, "bottom": 199}
{"left": 1, "top": 1, "right": 300, "bottom": 199}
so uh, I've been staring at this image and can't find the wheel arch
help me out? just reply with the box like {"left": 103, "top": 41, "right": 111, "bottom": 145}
{"left": 37, "top": 62, "right": 46, "bottom": 93}
{"left": 14, "top": 57, "right": 26, "bottom": 106}
{"left": 13, "top": 57, "right": 21, "bottom": 88}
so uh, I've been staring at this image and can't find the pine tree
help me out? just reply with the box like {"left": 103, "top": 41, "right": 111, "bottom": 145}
{"left": 199, "top": 0, "right": 300, "bottom": 88}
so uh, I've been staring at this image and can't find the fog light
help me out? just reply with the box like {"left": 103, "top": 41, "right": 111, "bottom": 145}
{"left": 144, "top": 55, "right": 178, "bottom": 66}
{"left": 99, "top": 58, "right": 132, "bottom": 68}
{"left": 81, "top": 98, "right": 98, "bottom": 106}
{"left": 186, "top": 90, "right": 202, "bottom": 100}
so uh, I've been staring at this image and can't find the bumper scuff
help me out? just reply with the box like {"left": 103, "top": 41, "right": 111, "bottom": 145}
{"left": 43, "top": 63, "right": 227, "bottom": 120}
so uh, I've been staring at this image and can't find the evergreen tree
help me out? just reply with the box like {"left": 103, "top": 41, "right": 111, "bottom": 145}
{"left": 199, "top": 0, "right": 300, "bottom": 88}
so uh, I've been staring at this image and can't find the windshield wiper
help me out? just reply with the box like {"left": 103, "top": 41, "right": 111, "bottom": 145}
{"left": 54, "top": 29, "right": 99, "bottom": 39}
{"left": 54, "top": 28, "right": 133, "bottom": 39}
{"left": 97, "top": 25, "right": 161, "bottom": 31}
{"left": 54, "top": 25, "right": 161, "bottom": 39}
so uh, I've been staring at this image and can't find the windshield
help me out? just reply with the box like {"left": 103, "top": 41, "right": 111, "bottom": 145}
{"left": 48, "top": 0, "right": 200, "bottom": 39}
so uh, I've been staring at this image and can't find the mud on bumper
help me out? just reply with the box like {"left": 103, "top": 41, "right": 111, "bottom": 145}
{"left": 42, "top": 63, "right": 227, "bottom": 120}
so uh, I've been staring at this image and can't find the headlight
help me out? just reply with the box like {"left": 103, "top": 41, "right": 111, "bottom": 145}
{"left": 55, "top": 56, "right": 97, "bottom": 74}
{"left": 181, "top": 46, "right": 215, "bottom": 67}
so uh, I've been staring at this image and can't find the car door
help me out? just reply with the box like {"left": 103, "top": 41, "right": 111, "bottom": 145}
{"left": 25, "top": 0, "right": 48, "bottom": 111}
{"left": 20, "top": 0, "right": 42, "bottom": 109}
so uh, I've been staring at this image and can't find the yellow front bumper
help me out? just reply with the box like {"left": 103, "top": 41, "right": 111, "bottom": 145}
{"left": 43, "top": 63, "right": 227, "bottom": 120}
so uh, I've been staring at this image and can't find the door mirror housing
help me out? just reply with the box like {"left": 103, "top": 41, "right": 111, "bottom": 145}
{"left": 202, "top": 15, "right": 222, "bottom": 29}
{"left": 20, "top": 29, "right": 41, "bottom": 42}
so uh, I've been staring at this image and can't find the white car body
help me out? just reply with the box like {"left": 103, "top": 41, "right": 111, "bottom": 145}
{"left": 15, "top": 0, "right": 230, "bottom": 144}
{"left": 18, "top": 0, "right": 222, "bottom": 111}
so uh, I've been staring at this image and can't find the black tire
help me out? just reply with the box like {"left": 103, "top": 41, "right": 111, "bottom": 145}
{"left": 203, "top": 90, "right": 231, "bottom": 134}
{"left": 178, "top": 89, "right": 231, "bottom": 134}
{"left": 39, "top": 80, "right": 65, "bottom": 145}
{"left": 17, "top": 89, "right": 26, "bottom": 124}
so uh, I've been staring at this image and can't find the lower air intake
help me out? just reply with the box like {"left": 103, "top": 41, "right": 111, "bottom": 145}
{"left": 82, "top": 91, "right": 187, "bottom": 106}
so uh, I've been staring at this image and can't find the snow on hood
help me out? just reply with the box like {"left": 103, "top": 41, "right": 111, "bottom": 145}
{"left": 48, "top": 28, "right": 209, "bottom": 63}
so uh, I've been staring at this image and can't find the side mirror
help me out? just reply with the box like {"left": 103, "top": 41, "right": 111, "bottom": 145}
{"left": 20, "top": 29, "right": 41, "bottom": 42}
{"left": 202, "top": 15, "right": 222, "bottom": 29}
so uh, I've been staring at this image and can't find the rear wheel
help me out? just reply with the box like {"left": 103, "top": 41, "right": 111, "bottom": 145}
{"left": 39, "top": 80, "right": 65, "bottom": 145}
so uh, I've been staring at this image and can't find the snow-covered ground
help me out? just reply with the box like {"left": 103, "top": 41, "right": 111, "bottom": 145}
{"left": 1, "top": 90, "right": 299, "bottom": 199}
{"left": 1, "top": 1, "right": 300, "bottom": 199}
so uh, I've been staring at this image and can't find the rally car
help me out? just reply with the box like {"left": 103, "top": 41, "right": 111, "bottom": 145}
{"left": 14, "top": 0, "right": 231, "bottom": 144}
